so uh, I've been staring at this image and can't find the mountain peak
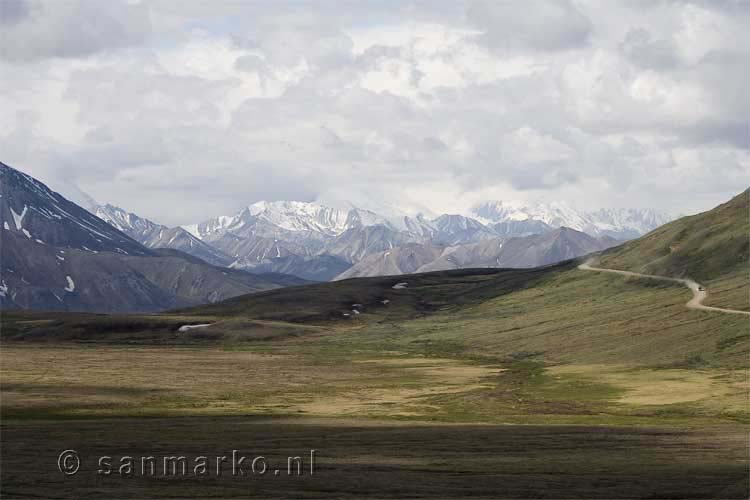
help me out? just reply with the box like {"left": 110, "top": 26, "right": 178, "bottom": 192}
{"left": 472, "top": 199, "right": 672, "bottom": 238}
{"left": 0, "top": 162, "right": 148, "bottom": 256}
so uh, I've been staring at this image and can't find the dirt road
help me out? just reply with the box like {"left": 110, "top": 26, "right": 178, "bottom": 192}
{"left": 579, "top": 261, "right": 750, "bottom": 316}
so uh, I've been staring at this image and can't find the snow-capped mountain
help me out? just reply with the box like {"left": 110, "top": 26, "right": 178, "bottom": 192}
{"left": 185, "top": 201, "right": 395, "bottom": 241}
{"left": 247, "top": 201, "right": 352, "bottom": 234}
{"left": 1, "top": 159, "right": 678, "bottom": 311}
{"left": 431, "top": 214, "right": 497, "bottom": 245}
{"left": 583, "top": 208, "right": 673, "bottom": 240}
{"left": 473, "top": 200, "right": 590, "bottom": 230}
{"left": 174, "top": 197, "right": 672, "bottom": 280}
{"left": 0, "top": 162, "right": 302, "bottom": 313}
{"left": 0, "top": 162, "right": 148, "bottom": 256}
{"left": 401, "top": 214, "right": 437, "bottom": 239}
{"left": 95, "top": 204, "right": 232, "bottom": 267}
{"left": 183, "top": 201, "right": 417, "bottom": 270}
{"left": 472, "top": 201, "right": 672, "bottom": 239}
{"left": 182, "top": 215, "right": 236, "bottom": 242}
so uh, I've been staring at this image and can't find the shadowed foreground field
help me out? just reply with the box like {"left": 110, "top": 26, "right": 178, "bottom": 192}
{"left": 1, "top": 343, "right": 748, "bottom": 499}
{"left": 2, "top": 417, "right": 748, "bottom": 499}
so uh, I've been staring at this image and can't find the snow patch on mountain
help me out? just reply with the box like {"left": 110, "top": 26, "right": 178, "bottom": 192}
{"left": 247, "top": 201, "right": 351, "bottom": 234}
{"left": 95, "top": 204, "right": 231, "bottom": 266}
{"left": 182, "top": 223, "right": 200, "bottom": 238}
{"left": 10, "top": 205, "right": 28, "bottom": 230}
{"left": 190, "top": 201, "right": 402, "bottom": 246}
{"left": 473, "top": 200, "right": 589, "bottom": 229}
{"left": 584, "top": 208, "right": 671, "bottom": 237}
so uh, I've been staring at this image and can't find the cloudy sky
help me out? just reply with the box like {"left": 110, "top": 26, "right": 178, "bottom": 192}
{"left": 1, "top": 0, "right": 748, "bottom": 225}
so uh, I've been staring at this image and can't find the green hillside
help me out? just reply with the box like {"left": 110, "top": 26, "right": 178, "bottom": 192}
{"left": 599, "top": 189, "right": 749, "bottom": 282}
{"left": 4, "top": 257, "right": 746, "bottom": 367}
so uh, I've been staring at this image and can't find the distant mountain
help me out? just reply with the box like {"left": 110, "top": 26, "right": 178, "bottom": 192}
{"left": 173, "top": 197, "right": 670, "bottom": 281}
{"left": 337, "top": 227, "right": 619, "bottom": 279}
{"left": 490, "top": 219, "right": 552, "bottom": 237}
{"left": 93, "top": 200, "right": 359, "bottom": 281}
{"left": 248, "top": 254, "right": 352, "bottom": 282}
{"left": 476, "top": 227, "right": 616, "bottom": 269}
{"left": 183, "top": 203, "right": 521, "bottom": 273}
{"left": 323, "top": 225, "right": 420, "bottom": 263}
{"left": 94, "top": 204, "right": 232, "bottom": 267}
{"left": 0, "top": 162, "right": 305, "bottom": 313}
{"left": 335, "top": 243, "right": 445, "bottom": 280}
{"left": 215, "top": 232, "right": 314, "bottom": 269}
{"left": 431, "top": 214, "right": 497, "bottom": 245}
{"left": 400, "top": 214, "right": 437, "bottom": 239}
{"left": 415, "top": 238, "right": 508, "bottom": 273}
{"left": 183, "top": 202, "right": 343, "bottom": 270}
{"left": 0, "top": 160, "right": 690, "bottom": 311}
{"left": 473, "top": 200, "right": 590, "bottom": 231}
{"left": 472, "top": 200, "right": 672, "bottom": 239}
{"left": 185, "top": 201, "right": 393, "bottom": 241}
{"left": 41, "top": 184, "right": 673, "bottom": 285}
{"left": 185, "top": 202, "right": 423, "bottom": 272}
{"left": 584, "top": 208, "right": 674, "bottom": 239}
{"left": 0, "top": 164, "right": 149, "bottom": 256}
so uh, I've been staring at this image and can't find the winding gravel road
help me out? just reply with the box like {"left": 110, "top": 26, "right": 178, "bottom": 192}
{"left": 579, "top": 260, "right": 750, "bottom": 316}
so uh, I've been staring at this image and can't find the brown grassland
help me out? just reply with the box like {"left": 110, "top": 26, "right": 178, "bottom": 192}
{"left": 1, "top": 258, "right": 748, "bottom": 498}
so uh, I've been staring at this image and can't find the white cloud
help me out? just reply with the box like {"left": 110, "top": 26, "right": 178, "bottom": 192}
{"left": 0, "top": 0, "right": 747, "bottom": 226}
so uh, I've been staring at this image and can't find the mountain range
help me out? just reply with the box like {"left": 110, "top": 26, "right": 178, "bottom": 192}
{"left": 472, "top": 200, "right": 669, "bottom": 239}
{"left": 0, "top": 160, "right": 674, "bottom": 312}
{"left": 0, "top": 162, "right": 305, "bottom": 313}
{"left": 168, "top": 199, "right": 670, "bottom": 280}
{"left": 337, "top": 227, "right": 618, "bottom": 279}
{"left": 94, "top": 204, "right": 233, "bottom": 267}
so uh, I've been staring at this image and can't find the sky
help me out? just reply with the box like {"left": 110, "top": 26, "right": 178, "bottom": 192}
{"left": 1, "top": 0, "right": 748, "bottom": 226}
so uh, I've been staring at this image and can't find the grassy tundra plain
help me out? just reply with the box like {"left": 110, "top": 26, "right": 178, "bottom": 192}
{"left": 1, "top": 191, "right": 748, "bottom": 499}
